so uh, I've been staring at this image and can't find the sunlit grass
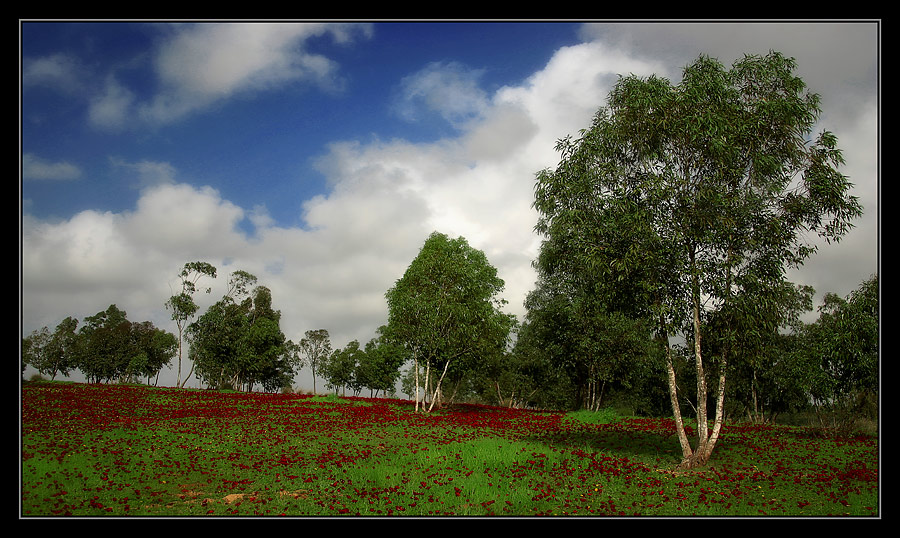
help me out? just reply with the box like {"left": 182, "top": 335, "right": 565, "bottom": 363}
{"left": 21, "top": 381, "right": 878, "bottom": 517}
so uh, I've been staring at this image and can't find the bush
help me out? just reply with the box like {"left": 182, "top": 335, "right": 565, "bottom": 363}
{"left": 566, "top": 407, "right": 621, "bottom": 425}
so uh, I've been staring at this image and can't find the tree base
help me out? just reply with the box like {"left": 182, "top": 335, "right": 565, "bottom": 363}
{"left": 676, "top": 450, "right": 712, "bottom": 470}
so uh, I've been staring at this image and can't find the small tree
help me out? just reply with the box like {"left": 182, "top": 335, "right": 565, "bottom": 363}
{"left": 323, "top": 340, "right": 362, "bottom": 396}
{"left": 385, "top": 231, "right": 515, "bottom": 412}
{"left": 127, "top": 321, "right": 178, "bottom": 385}
{"left": 22, "top": 327, "right": 53, "bottom": 379}
{"left": 299, "top": 329, "right": 332, "bottom": 394}
{"left": 76, "top": 305, "right": 133, "bottom": 383}
{"left": 165, "top": 261, "right": 217, "bottom": 388}
{"left": 803, "top": 274, "right": 879, "bottom": 431}
{"left": 357, "top": 334, "right": 408, "bottom": 397}
{"left": 187, "top": 271, "right": 290, "bottom": 391}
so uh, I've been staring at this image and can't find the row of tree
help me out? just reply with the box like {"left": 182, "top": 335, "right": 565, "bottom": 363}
{"left": 509, "top": 274, "right": 878, "bottom": 423}
{"left": 22, "top": 265, "right": 298, "bottom": 392}
{"left": 22, "top": 305, "right": 177, "bottom": 384}
{"left": 317, "top": 332, "right": 408, "bottom": 397}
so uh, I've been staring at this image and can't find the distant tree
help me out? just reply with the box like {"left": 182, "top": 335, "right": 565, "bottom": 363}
{"left": 400, "top": 362, "right": 432, "bottom": 401}
{"left": 76, "top": 305, "right": 133, "bottom": 383}
{"left": 533, "top": 52, "right": 862, "bottom": 468}
{"left": 384, "top": 231, "right": 515, "bottom": 412}
{"left": 71, "top": 305, "right": 175, "bottom": 384}
{"left": 802, "top": 274, "right": 878, "bottom": 431}
{"left": 299, "top": 329, "right": 332, "bottom": 395}
{"left": 187, "top": 272, "right": 291, "bottom": 391}
{"left": 357, "top": 333, "right": 408, "bottom": 397}
{"left": 244, "top": 287, "right": 293, "bottom": 392}
{"left": 22, "top": 327, "right": 52, "bottom": 378}
{"left": 126, "top": 321, "right": 178, "bottom": 385}
{"left": 165, "top": 261, "right": 217, "bottom": 388}
{"left": 323, "top": 340, "right": 363, "bottom": 396}
{"left": 509, "top": 317, "right": 577, "bottom": 411}
{"left": 283, "top": 339, "right": 304, "bottom": 390}
{"left": 707, "top": 281, "right": 815, "bottom": 423}
{"left": 49, "top": 317, "right": 81, "bottom": 380}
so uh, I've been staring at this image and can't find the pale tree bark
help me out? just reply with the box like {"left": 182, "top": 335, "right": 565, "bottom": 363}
{"left": 664, "top": 337, "right": 693, "bottom": 461}
{"left": 414, "top": 356, "right": 421, "bottom": 412}
{"left": 426, "top": 359, "right": 452, "bottom": 412}
{"left": 669, "top": 247, "right": 734, "bottom": 469}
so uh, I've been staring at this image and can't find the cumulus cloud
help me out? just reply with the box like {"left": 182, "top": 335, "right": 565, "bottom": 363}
{"left": 22, "top": 29, "right": 878, "bottom": 389}
{"left": 137, "top": 22, "right": 372, "bottom": 126}
{"left": 25, "top": 38, "right": 634, "bottom": 359}
{"left": 22, "top": 39, "right": 696, "bottom": 383}
{"left": 25, "top": 23, "right": 374, "bottom": 131}
{"left": 22, "top": 53, "right": 85, "bottom": 92}
{"left": 392, "top": 61, "right": 491, "bottom": 128}
{"left": 88, "top": 76, "right": 137, "bottom": 130}
{"left": 22, "top": 154, "right": 82, "bottom": 181}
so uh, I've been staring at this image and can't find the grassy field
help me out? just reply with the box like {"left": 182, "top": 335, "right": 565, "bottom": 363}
{"left": 21, "top": 382, "right": 879, "bottom": 517}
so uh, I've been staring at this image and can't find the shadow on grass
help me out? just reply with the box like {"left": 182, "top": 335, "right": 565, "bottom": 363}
{"left": 532, "top": 425, "right": 685, "bottom": 465}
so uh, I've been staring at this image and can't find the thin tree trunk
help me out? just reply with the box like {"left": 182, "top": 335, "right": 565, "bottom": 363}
{"left": 176, "top": 325, "right": 184, "bottom": 388}
{"left": 664, "top": 336, "right": 693, "bottom": 461}
{"left": 751, "top": 370, "right": 761, "bottom": 423}
{"left": 414, "top": 356, "right": 421, "bottom": 412}
{"left": 423, "top": 360, "right": 431, "bottom": 410}
{"left": 691, "top": 254, "right": 708, "bottom": 449}
{"left": 179, "top": 360, "right": 194, "bottom": 389}
{"left": 426, "top": 359, "right": 453, "bottom": 412}
{"left": 700, "top": 243, "right": 735, "bottom": 463}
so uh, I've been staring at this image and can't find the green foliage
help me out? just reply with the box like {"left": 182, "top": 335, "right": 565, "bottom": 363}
{"left": 530, "top": 51, "right": 863, "bottom": 467}
{"left": 165, "top": 261, "right": 217, "bottom": 387}
{"left": 358, "top": 335, "right": 409, "bottom": 397}
{"left": 319, "top": 335, "right": 408, "bottom": 398}
{"left": 565, "top": 407, "right": 621, "bottom": 425}
{"left": 801, "top": 274, "right": 879, "bottom": 431}
{"left": 384, "top": 231, "right": 515, "bottom": 410}
{"left": 187, "top": 271, "right": 292, "bottom": 392}
{"left": 323, "top": 339, "right": 364, "bottom": 395}
{"left": 298, "top": 329, "right": 332, "bottom": 394}
{"left": 707, "top": 281, "right": 816, "bottom": 423}
{"left": 22, "top": 327, "right": 51, "bottom": 376}
{"left": 72, "top": 305, "right": 176, "bottom": 384}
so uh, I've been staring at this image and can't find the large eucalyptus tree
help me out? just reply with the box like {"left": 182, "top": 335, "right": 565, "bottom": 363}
{"left": 533, "top": 52, "right": 862, "bottom": 468}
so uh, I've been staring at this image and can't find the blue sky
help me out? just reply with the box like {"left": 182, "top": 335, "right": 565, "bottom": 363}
{"left": 21, "top": 21, "right": 880, "bottom": 390}
{"left": 22, "top": 22, "right": 575, "bottom": 229}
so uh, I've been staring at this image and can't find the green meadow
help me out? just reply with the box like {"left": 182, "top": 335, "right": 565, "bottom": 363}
{"left": 21, "top": 382, "right": 878, "bottom": 517}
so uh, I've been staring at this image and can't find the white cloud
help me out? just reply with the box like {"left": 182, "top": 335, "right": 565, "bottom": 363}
{"left": 23, "top": 39, "right": 668, "bottom": 386}
{"left": 22, "top": 154, "right": 82, "bottom": 181}
{"left": 138, "top": 22, "right": 372, "bottom": 126}
{"left": 123, "top": 182, "right": 247, "bottom": 257}
{"left": 393, "top": 61, "right": 490, "bottom": 127}
{"left": 22, "top": 53, "right": 84, "bottom": 92}
{"left": 88, "top": 76, "right": 137, "bottom": 130}
{"left": 22, "top": 31, "right": 878, "bottom": 390}
{"left": 109, "top": 157, "right": 178, "bottom": 189}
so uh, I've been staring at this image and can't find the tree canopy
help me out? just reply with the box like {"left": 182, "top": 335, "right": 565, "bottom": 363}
{"left": 165, "top": 261, "right": 217, "bottom": 388}
{"left": 384, "top": 231, "right": 515, "bottom": 411}
{"left": 187, "top": 271, "right": 292, "bottom": 392}
{"left": 532, "top": 51, "right": 862, "bottom": 468}
{"left": 802, "top": 274, "right": 879, "bottom": 430}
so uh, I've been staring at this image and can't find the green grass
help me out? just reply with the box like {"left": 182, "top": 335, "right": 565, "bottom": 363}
{"left": 21, "top": 382, "right": 879, "bottom": 517}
